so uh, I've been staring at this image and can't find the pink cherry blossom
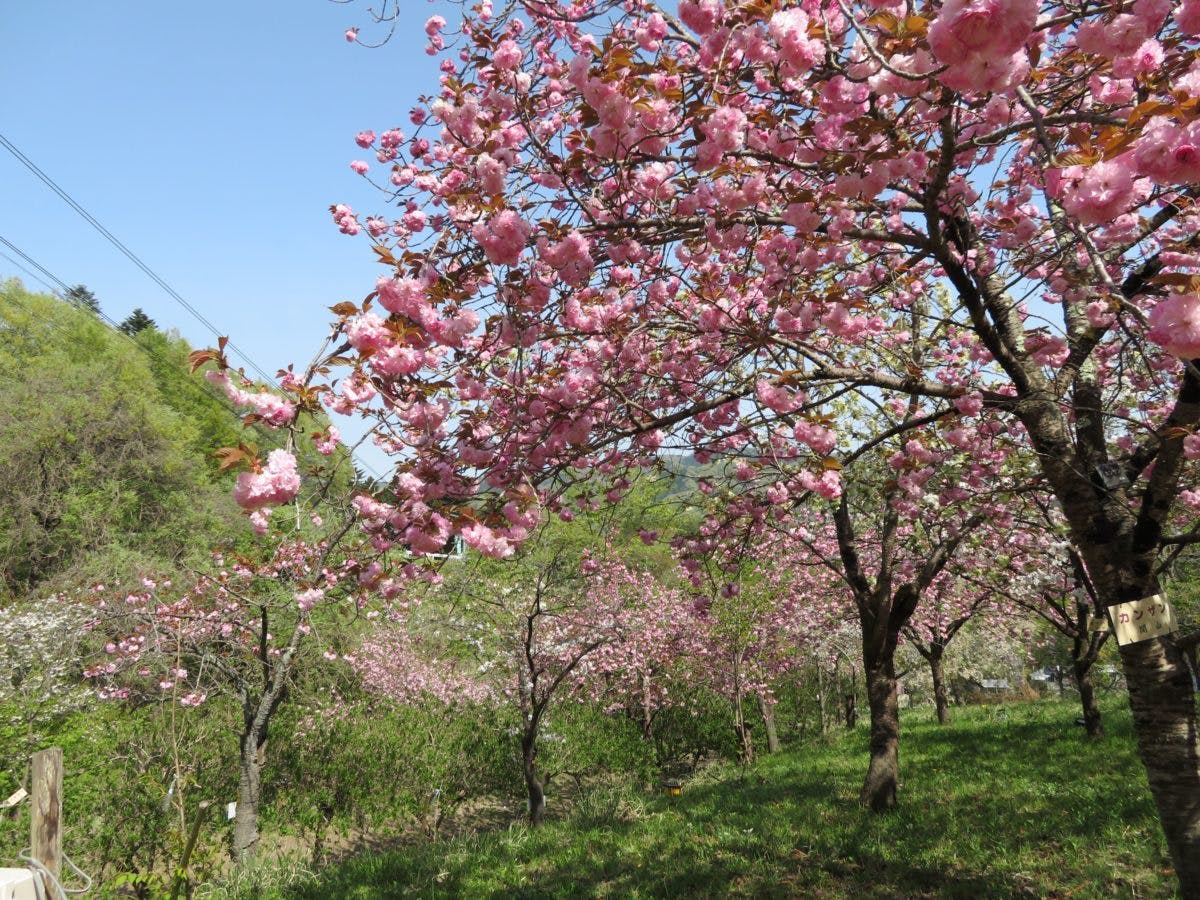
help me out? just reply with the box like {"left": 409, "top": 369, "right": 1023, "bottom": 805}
{"left": 315, "top": 426, "right": 341, "bottom": 456}
{"left": 1178, "top": 0, "right": 1200, "bottom": 34}
{"left": 1133, "top": 118, "right": 1200, "bottom": 185}
{"left": 471, "top": 209, "right": 531, "bottom": 266}
{"left": 1148, "top": 293, "right": 1200, "bottom": 359}
{"left": 295, "top": 588, "right": 324, "bottom": 612}
{"left": 233, "top": 449, "right": 301, "bottom": 511}
{"left": 204, "top": 370, "right": 296, "bottom": 428}
{"left": 928, "top": 0, "right": 1035, "bottom": 93}
{"left": 1059, "top": 158, "right": 1150, "bottom": 227}
{"left": 678, "top": 0, "right": 723, "bottom": 36}
{"left": 493, "top": 38, "right": 521, "bottom": 71}
{"left": 769, "top": 9, "right": 823, "bottom": 76}
{"left": 928, "top": 0, "right": 1037, "bottom": 62}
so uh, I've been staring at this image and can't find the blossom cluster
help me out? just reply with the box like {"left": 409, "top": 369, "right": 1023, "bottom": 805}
{"left": 205, "top": 370, "right": 296, "bottom": 427}
{"left": 233, "top": 449, "right": 302, "bottom": 511}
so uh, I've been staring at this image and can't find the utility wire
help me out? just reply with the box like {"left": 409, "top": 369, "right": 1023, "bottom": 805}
{"left": 0, "top": 235, "right": 141, "bottom": 341}
{"left": 0, "top": 256, "right": 83, "bottom": 349}
{"left": 0, "top": 131, "right": 279, "bottom": 387}
{"left": 0, "top": 236, "right": 255, "bottom": 416}
{"left": 0, "top": 236, "right": 387, "bottom": 481}
{"left": 0, "top": 235, "right": 72, "bottom": 296}
{"left": 0, "top": 250, "right": 65, "bottom": 299}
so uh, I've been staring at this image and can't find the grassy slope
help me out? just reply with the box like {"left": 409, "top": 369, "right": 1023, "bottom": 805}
{"left": 231, "top": 700, "right": 1175, "bottom": 899}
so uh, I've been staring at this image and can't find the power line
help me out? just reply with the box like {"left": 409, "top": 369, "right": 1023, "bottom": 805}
{"left": 0, "top": 235, "right": 72, "bottom": 295}
{"left": 0, "top": 250, "right": 62, "bottom": 297}
{"left": 0, "top": 235, "right": 253, "bottom": 414}
{"left": 0, "top": 235, "right": 387, "bottom": 481}
{"left": 0, "top": 253, "right": 84, "bottom": 348}
{"left": 0, "top": 131, "right": 279, "bottom": 387}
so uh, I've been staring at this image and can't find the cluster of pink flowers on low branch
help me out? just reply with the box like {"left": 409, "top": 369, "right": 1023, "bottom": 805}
{"left": 205, "top": 370, "right": 296, "bottom": 428}
{"left": 233, "top": 449, "right": 302, "bottom": 511}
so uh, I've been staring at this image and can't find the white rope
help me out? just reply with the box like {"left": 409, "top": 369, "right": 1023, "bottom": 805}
{"left": 17, "top": 849, "right": 92, "bottom": 900}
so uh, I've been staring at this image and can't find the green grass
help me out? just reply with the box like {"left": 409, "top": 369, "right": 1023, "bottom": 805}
{"left": 209, "top": 699, "right": 1176, "bottom": 899}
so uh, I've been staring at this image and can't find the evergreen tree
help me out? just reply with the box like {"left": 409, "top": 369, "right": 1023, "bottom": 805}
{"left": 64, "top": 284, "right": 100, "bottom": 314}
{"left": 118, "top": 307, "right": 156, "bottom": 335}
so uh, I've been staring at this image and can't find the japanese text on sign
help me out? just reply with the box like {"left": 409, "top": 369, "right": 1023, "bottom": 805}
{"left": 1107, "top": 594, "right": 1178, "bottom": 646}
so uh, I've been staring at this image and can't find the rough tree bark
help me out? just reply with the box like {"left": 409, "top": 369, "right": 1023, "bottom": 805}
{"left": 928, "top": 644, "right": 950, "bottom": 726}
{"left": 1042, "top": 411, "right": 1200, "bottom": 892}
{"left": 232, "top": 730, "right": 265, "bottom": 861}
{"left": 1073, "top": 657, "right": 1104, "bottom": 738}
{"left": 757, "top": 692, "right": 781, "bottom": 753}
{"left": 861, "top": 655, "right": 901, "bottom": 811}
{"left": 520, "top": 723, "right": 546, "bottom": 827}
{"left": 231, "top": 607, "right": 301, "bottom": 862}
{"left": 1119, "top": 635, "right": 1200, "bottom": 893}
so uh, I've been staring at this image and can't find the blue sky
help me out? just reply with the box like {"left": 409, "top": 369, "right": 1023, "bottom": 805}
{"left": 1, "top": 1, "right": 456, "bottom": 475}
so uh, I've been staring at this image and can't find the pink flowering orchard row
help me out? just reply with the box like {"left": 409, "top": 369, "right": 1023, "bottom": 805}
{"left": 348, "top": 548, "right": 836, "bottom": 769}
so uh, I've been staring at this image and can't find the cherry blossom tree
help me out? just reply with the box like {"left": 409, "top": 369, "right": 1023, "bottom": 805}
{"left": 901, "top": 574, "right": 1001, "bottom": 725}
{"left": 324, "top": 0, "right": 1200, "bottom": 885}
{"left": 666, "top": 386, "right": 1027, "bottom": 804}
{"left": 673, "top": 520, "right": 851, "bottom": 758}
{"left": 987, "top": 501, "right": 1113, "bottom": 736}
{"left": 83, "top": 520, "right": 378, "bottom": 861}
{"left": 355, "top": 624, "right": 497, "bottom": 706}
{"left": 809, "top": 484, "right": 1008, "bottom": 808}
{"left": 352, "top": 522, "right": 690, "bottom": 825}
{"left": 84, "top": 338, "right": 380, "bottom": 862}
{"left": 0, "top": 596, "right": 95, "bottom": 750}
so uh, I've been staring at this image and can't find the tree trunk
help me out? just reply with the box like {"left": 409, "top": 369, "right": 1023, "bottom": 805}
{"left": 731, "top": 651, "right": 753, "bottom": 763}
{"left": 929, "top": 646, "right": 950, "bottom": 725}
{"left": 1072, "top": 529, "right": 1200, "bottom": 892}
{"left": 757, "top": 693, "right": 781, "bottom": 753}
{"left": 861, "top": 661, "right": 900, "bottom": 811}
{"left": 1120, "top": 636, "right": 1200, "bottom": 893}
{"left": 232, "top": 733, "right": 263, "bottom": 862}
{"left": 816, "top": 663, "right": 828, "bottom": 735}
{"left": 1073, "top": 658, "right": 1104, "bottom": 738}
{"left": 844, "top": 692, "right": 857, "bottom": 729}
{"left": 521, "top": 726, "right": 545, "bottom": 827}
{"left": 640, "top": 673, "right": 654, "bottom": 743}
{"left": 732, "top": 690, "right": 754, "bottom": 763}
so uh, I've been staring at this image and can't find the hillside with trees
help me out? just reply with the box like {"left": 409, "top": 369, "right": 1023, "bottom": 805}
{"left": 0, "top": 280, "right": 249, "bottom": 595}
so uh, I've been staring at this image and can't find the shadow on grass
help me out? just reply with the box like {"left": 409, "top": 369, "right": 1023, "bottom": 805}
{"left": 283, "top": 701, "right": 1171, "bottom": 899}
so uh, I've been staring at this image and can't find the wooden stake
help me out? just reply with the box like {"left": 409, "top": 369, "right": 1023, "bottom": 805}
{"left": 30, "top": 748, "right": 62, "bottom": 885}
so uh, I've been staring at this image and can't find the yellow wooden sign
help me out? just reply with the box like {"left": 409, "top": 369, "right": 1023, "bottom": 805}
{"left": 1107, "top": 594, "right": 1178, "bottom": 646}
